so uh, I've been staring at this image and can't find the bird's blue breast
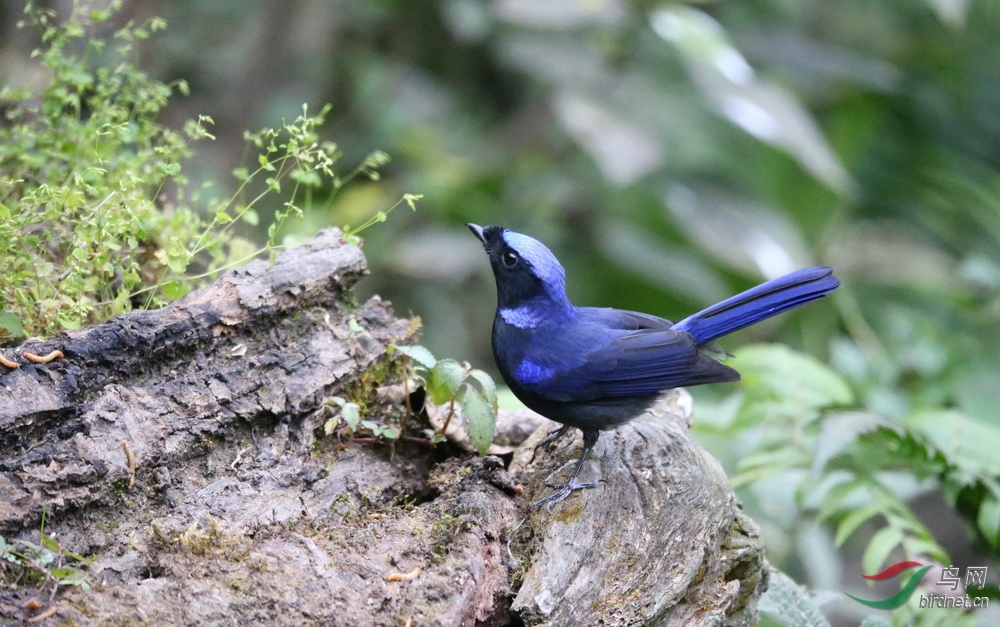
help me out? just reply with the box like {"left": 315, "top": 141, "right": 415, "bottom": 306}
{"left": 514, "top": 359, "right": 557, "bottom": 384}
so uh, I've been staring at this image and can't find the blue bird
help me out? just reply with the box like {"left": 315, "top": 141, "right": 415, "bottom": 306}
{"left": 468, "top": 224, "right": 840, "bottom": 510}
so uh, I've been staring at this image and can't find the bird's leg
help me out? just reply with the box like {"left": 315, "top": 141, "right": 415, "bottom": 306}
{"left": 531, "top": 430, "right": 605, "bottom": 511}
{"left": 534, "top": 424, "right": 571, "bottom": 454}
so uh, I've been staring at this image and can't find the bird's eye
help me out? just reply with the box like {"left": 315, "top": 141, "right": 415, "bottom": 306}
{"left": 502, "top": 251, "right": 519, "bottom": 267}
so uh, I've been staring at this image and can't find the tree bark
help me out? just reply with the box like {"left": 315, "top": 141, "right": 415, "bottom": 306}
{"left": 1, "top": 228, "right": 413, "bottom": 531}
{"left": 0, "top": 229, "right": 765, "bottom": 626}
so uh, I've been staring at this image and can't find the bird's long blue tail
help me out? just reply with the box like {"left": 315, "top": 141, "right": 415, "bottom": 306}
{"left": 674, "top": 267, "right": 839, "bottom": 345}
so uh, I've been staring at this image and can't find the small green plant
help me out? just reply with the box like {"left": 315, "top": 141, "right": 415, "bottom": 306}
{"left": 323, "top": 394, "right": 401, "bottom": 441}
{"left": 0, "top": 1, "right": 419, "bottom": 341}
{"left": 321, "top": 344, "right": 498, "bottom": 455}
{"left": 394, "top": 344, "right": 498, "bottom": 455}
{"left": 338, "top": 188, "right": 422, "bottom": 247}
{"left": 0, "top": 1, "right": 206, "bottom": 338}
{"left": 0, "top": 514, "right": 92, "bottom": 604}
{"left": 233, "top": 114, "right": 421, "bottom": 254}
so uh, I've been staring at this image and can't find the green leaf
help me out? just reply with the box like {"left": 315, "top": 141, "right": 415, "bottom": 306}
{"left": 905, "top": 409, "right": 1000, "bottom": 477}
{"left": 290, "top": 168, "right": 322, "bottom": 187}
{"left": 651, "top": 6, "right": 852, "bottom": 194}
{"left": 58, "top": 316, "right": 83, "bottom": 330}
{"left": 426, "top": 359, "right": 466, "bottom": 405}
{"left": 862, "top": 525, "right": 904, "bottom": 576}
{"left": 730, "top": 344, "right": 853, "bottom": 427}
{"left": 157, "top": 161, "right": 181, "bottom": 176}
{"left": 734, "top": 344, "right": 854, "bottom": 407}
{"left": 812, "top": 412, "right": 887, "bottom": 476}
{"left": 0, "top": 311, "right": 25, "bottom": 338}
{"left": 35, "top": 262, "right": 55, "bottom": 277}
{"left": 380, "top": 426, "right": 399, "bottom": 440}
{"left": 327, "top": 396, "right": 361, "bottom": 430}
{"left": 55, "top": 566, "right": 89, "bottom": 586}
{"left": 815, "top": 477, "right": 865, "bottom": 523}
{"left": 161, "top": 281, "right": 189, "bottom": 300}
{"left": 843, "top": 427, "right": 944, "bottom": 480}
{"left": 899, "top": 536, "right": 948, "bottom": 564}
{"left": 758, "top": 568, "right": 830, "bottom": 627}
{"left": 733, "top": 448, "right": 810, "bottom": 488}
{"left": 834, "top": 502, "right": 882, "bottom": 547}
{"left": 976, "top": 494, "right": 1000, "bottom": 550}
{"left": 51, "top": 565, "right": 77, "bottom": 579}
{"left": 340, "top": 402, "right": 360, "bottom": 430}
{"left": 462, "top": 389, "right": 496, "bottom": 456}
{"left": 394, "top": 345, "right": 437, "bottom": 369}
{"left": 40, "top": 533, "right": 60, "bottom": 553}
{"left": 166, "top": 251, "right": 189, "bottom": 274}
{"left": 466, "top": 368, "right": 497, "bottom": 404}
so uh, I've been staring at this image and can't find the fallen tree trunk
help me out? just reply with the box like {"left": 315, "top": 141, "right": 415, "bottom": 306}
{"left": 0, "top": 228, "right": 415, "bottom": 531}
{"left": 0, "top": 229, "right": 766, "bottom": 625}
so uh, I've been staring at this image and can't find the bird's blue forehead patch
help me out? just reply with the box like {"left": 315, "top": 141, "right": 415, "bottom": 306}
{"left": 502, "top": 231, "right": 566, "bottom": 287}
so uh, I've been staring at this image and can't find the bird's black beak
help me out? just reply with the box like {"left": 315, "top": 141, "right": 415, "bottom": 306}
{"left": 467, "top": 223, "right": 486, "bottom": 245}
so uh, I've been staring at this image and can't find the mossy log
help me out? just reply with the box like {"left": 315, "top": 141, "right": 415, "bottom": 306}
{"left": 0, "top": 230, "right": 766, "bottom": 626}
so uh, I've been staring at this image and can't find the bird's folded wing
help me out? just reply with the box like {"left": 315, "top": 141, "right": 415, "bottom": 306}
{"left": 515, "top": 309, "right": 738, "bottom": 402}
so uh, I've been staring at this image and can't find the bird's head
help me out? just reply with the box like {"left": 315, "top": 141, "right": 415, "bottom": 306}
{"left": 468, "top": 224, "right": 574, "bottom": 324}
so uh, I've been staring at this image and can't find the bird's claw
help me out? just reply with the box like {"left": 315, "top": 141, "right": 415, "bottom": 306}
{"left": 542, "top": 478, "right": 605, "bottom": 490}
{"left": 534, "top": 425, "right": 571, "bottom": 452}
{"left": 531, "top": 478, "right": 606, "bottom": 511}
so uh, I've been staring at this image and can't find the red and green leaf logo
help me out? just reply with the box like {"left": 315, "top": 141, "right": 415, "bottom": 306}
{"left": 847, "top": 561, "right": 933, "bottom": 609}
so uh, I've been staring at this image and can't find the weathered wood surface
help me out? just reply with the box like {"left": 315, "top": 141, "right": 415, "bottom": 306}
{"left": 0, "top": 229, "right": 766, "bottom": 626}
{"left": 511, "top": 391, "right": 767, "bottom": 626}
{"left": 0, "top": 228, "right": 413, "bottom": 531}
{"left": 0, "top": 229, "right": 528, "bottom": 626}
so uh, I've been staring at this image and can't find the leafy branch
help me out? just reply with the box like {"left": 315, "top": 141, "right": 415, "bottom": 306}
{"left": 701, "top": 344, "right": 1000, "bottom": 589}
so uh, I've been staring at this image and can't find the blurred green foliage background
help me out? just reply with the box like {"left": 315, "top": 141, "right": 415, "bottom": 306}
{"left": 3, "top": 0, "right": 1000, "bottom": 623}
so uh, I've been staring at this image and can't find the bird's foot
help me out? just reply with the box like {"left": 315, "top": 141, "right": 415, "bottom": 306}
{"left": 531, "top": 477, "right": 607, "bottom": 512}
{"left": 535, "top": 425, "right": 571, "bottom": 452}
